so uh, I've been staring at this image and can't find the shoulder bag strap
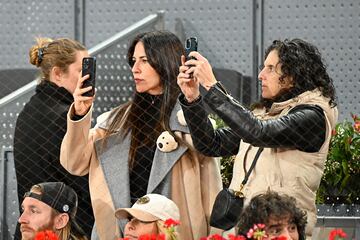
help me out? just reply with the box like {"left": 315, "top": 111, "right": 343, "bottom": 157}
{"left": 234, "top": 147, "right": 264, "bottom": 196}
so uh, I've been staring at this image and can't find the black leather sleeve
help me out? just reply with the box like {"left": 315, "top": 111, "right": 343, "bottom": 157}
{"left": 179, "top": 94, "right": 241, "bottom": 157}
{"left": 203, "top": 85, "right": 326, "bottom": 152}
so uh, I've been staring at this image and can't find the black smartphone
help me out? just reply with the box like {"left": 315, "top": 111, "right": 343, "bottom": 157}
{"left": 185, "top": 37, "right": 198, "bottom": 61}
{"left": 81, "top": 57, "right": 96, "bottom": 97}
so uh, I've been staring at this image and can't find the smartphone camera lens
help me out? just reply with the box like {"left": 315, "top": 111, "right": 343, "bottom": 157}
{"left": 83, "top": 59, "right": 89, "bottom": 69}
{"left": 186, "top": 39, "right": 191, "bottom": 49}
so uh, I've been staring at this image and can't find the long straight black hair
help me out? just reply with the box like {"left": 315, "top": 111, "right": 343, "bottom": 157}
{"left": 103, "top": 31, "right": 185, "bottom": 168}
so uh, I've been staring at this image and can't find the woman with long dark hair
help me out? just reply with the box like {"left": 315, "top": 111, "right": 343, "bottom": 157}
{"left": 177, "top": 38, "right": 338, "bottom": 238}
{"left": 61, "top": 31, "right": 222, "bottom": 240}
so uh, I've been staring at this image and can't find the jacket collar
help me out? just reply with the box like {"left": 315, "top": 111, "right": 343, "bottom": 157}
{"left": 97, "top": 98, "right": 190, "bottom": 134}
{"left": 169, "top": 99, "right": 190, "bottom": 134}
{"left": 268, "top": 89, "right": 324, "bottom": 115}
{"left": 36, "top": 81, "right": 73, "bottom": 105}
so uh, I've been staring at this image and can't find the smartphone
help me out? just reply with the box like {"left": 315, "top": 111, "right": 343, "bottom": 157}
{"left": 81, "top": 57, "right": 96, "bottom": 96}
{"left": 185, "top": 37, "right": 198, "bottom": 61}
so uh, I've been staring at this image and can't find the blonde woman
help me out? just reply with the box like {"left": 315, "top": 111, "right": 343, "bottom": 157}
{"left": 115, "top": 194, "right": 179, "bottom": 240}
{"left": 14, "top": 37, "right": 93, "bottom": 239}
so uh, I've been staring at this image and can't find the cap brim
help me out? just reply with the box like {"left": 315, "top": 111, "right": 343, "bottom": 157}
{"left": 115, "top": 208, "right": 159, "bottom": 222}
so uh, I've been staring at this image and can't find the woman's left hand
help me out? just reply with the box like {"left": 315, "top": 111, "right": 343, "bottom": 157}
{"left": 185, "top": 52, "right": 217, "bottom": 91}
{"left": 177, "top": 55, "right": 201, "bottom": 102}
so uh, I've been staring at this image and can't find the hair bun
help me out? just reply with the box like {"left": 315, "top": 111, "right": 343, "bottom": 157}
{"left": 29, "top": 45, "right": 41, "bottom": 67}
{"left": 29, "top": 37, "right": 53, "bottom": 67}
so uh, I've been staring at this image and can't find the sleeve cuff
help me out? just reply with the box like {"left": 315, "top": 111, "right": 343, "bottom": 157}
{"left": 179, "top": 94, "right": 202, "bottom": 106}
{"left": 71, "top": 114, "right": 85, "bottom": 121}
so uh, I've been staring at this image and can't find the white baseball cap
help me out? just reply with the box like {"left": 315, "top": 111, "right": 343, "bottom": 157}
{"left": 115, "top": 194, "right": 180, "bottom": 222}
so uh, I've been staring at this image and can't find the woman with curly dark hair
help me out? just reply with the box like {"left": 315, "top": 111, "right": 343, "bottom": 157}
{"left": 237, "top": 191, "right": 307, "bottom": 240}
{"left": 177, "top": 38, "right": 338, "bottom": 238}
{"left": 257, "top": 39, "right": 336, "bottom": 109}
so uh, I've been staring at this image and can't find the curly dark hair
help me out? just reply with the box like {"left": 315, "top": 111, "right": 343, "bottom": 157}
{"left": 237, "top": 191, "right": 307, "bottom": 240}
{"left": 261, "top": 38, "right": 336, "bottom": 107}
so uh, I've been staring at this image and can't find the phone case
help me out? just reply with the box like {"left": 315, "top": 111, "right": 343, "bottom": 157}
{"left": 185, "top": 37, "right": 198, "bottom": 61}
{"left": 82, "top": 57, "right": 96, "bottom": 97}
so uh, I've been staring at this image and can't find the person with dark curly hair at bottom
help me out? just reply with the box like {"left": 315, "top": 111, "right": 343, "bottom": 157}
{"left": 177, "top": 38, "right": 338, "bottom": 238}
{"left": 238, "top": 191, "right": 307, "bottom": 240}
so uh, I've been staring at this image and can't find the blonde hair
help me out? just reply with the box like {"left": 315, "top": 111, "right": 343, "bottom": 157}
{"left": 29, "top": 37, "right": 86, "bottom": 82}
{"left": 57, "top": 223, "right": 87, "bottom": 240}
{"left": 156, "top": 220, "right": 178, "bottom": 240}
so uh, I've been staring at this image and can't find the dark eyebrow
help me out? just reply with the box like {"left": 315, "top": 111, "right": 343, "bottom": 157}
{"left": 268, "top": 219, "right": 296, "bottom": 229}
{"left": 132, "top": 56, "right": 147, "bottom": 59}
{"left": 28, "top": 205, "right": 39, "bottom": 211}
{"left": 21, "top": 204, "right": 39, "bottom": 211}
{"left": 268, "top": 223, "right": 283, "bottom": 229}
{"left": 265, "top": 64, "right": 275, "bottom": 67}
{"left": 264, "top": 61, "right": 280, "bottom": 67}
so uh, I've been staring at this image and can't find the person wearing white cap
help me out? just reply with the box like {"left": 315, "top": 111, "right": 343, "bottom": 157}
{"left": 115, "top": 194, "right": 180, "bottom": 240}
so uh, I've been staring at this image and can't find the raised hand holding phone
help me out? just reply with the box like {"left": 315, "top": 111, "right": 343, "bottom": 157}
{"left": 178, "top": 56, "right": 200, "bottom": 103}
{"left": 72, "top": 57, "right": 96, "bottom": 116}
{"left": 184, "top": 48, "right": 218, "bottom": 91}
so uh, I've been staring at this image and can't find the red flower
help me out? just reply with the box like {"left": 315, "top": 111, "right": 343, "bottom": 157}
{"left": 228, "top": 234, "right": 247, "bottom": 240}
{"left": 256, "top": 224, "right": 265, "bottom": 229}
{"left": 205, "top": 234, "right": 226, "bottom": 240}
{"left": 34, "top": 230, "right": 59, "bottom": 240}
{"left": 163, "top": 218, "right": 180, "bottom": 228}
{"left": 270, "top": 236, "right": 288, "bottom": 240}
{"left": 354, "top": 121, "right": 360, "bottom": 132}
{"left": 247, "top": 223, "right": 267, "bottom": 239}
{"left": 351, "top": 113, "right": 358, "bottom": 121}
{"left": 329, "top": 228, "right": 347, "bottom": 240}
{"left": 138, "top": 234, "right": 166, "bottom": 240}
{"left": 247, "top": 228, "right": 254, "bottom": 238}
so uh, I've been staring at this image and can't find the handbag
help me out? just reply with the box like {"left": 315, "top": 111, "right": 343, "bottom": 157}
{"left": 210, "top": 147, "right": 264, "bottom": 230}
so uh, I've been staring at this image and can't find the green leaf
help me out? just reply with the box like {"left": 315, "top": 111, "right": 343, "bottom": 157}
{"left": 333, "top": 173, "right": 342, "bottom": 185}
{"left": 340, "top": 174, "right": 350, "bottom": 191}
{"left": 342, "top": 160, "right": 349, "bottom": 174}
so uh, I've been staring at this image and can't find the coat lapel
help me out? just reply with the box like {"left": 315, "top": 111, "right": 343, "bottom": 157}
{"left": 95, "top": 134, "right": 131, "bottom": 209}
{"left": 147, "top": 100, "right": 190, "bottom": 193}
{"left": 169, "top": 100, "right": 190, "bottom": 133}
{"left": 95, "top": 100, "right": 190, "bottom": 203}
{"left": 147, "top": 143, "right": 188, "bottom": 193}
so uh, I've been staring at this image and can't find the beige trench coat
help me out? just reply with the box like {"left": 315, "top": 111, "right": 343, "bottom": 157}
{"left": 61, "top": 103, "right": 222, "bottom": 240}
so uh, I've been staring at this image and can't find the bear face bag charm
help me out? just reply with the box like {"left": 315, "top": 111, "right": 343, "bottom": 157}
{"left": 156, "top": 131, "right": 178, "bottom": 152}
